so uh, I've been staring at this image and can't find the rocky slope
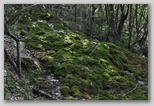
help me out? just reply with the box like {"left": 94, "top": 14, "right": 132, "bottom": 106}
{"left": 4, "top": 11, "right": 148, "bottom": 100}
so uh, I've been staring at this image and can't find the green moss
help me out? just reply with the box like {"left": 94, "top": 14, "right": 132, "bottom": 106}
{"left": 64, "top": 36, "right": 73, "bottom": 45}
{"left": 125, "top": 87, "right": 148, "bottom": 100}
{"left": 82, "top": 56, "right": 100, "bottom": 66}
{"left": 41, "top": 56, "right": 53, "bottom": 63}
{"left": 21, "top": 58, "right": 40, "bottom": 71}
{"left": 21, "top": 34, "right": 44, "bottom": 50}
{"left": 14, "top": 11, "right": 148, "bottom": 100}
{"left": 71, "top": 86, "right": 82, "bottom": 98}
{"left": 21, "top": 58, "right": 42, "bottom": 83}
{"left": 114, "top": 76, "right": 135, "bottom": 89}
{"left": 39, "top": 13, "right": 55, "bottom": 21}
{"left": 109, "top": 55, "right": 124, "bottom": 70}
{"left": 71, "top": 33, "right": 82, "bottom": 40}
{"left": 92, "top": 44, "right": 110, "bottom": 60}
{"left": 106, "top": 42, "right": 120, "bottom": 49}
{"left": 37, "top": 22, "right": 52, "bottom": 31}
{"left": 99, "top": 58, "right": 110, "bottom": 68}
{"left": 54, "top": 23, "right": 66, "bottom": 30}
{"left": 110, "top": 49, "right": 120, "bottom": 55}
{"left": 60, "top": 86, "right": 70, "bottom": 97}
{"left": 20, "top": 29, "right": 27, "bottom": 35}
{"left": 124, "top": 64, "right": 141, "bottom": 76}
{"left": 96, "top": 90, "right": 115, "bottom": 100}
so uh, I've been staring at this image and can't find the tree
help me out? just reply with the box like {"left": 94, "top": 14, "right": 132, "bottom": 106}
{"left": 128, "top": 4, "right": 132, "bottom": 49}
{"left": 4, "top": 4, "right": 37, "bottom": 77}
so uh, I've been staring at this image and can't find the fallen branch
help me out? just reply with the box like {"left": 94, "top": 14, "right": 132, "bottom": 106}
{"left": 123, "top": 83, "right": 139, "bottom": 97}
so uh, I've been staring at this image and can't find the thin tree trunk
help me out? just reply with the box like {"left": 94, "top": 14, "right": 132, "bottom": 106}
{"left": 117, "top": 4, "right": 129, "bottom": 39}
{"left": 115, "top": 5, "right": 119, "bottom": 28}
{"left": 128, "top": 5, "right": 132, "bottom": 49}
{"left": 91, "top": 4, "right": 96, "bottom": 22}
{"left": 105, "top": 4, "right": 109, "bottom": 24}
{"left": 17, "top": 41, "right": 21, "bottom": 77}
{"left": 135, "top": 4, "right": 139, "bottom": 43}
{"left": 74, "top": 4, "right": 77, "bottom": 23}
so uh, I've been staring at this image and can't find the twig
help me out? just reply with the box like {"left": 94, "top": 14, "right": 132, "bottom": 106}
{"left": 90, "top": 43, "right": 99, "bottom": 55}
{"left": 123, "top": 83, "right": 139, "bottom": 97}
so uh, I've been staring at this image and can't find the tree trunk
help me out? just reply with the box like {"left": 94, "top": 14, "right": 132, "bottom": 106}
{"left": 117, "top": 4, "right": 129, "bottom": 39}
{"left": 128, "top": 5, "right": 132, "bottom": 49}
{"left": 74, "top": 4, "right": 77, "bottom": 23}
{"left": 17, "top": 41, "right": 21, "bottom": 77}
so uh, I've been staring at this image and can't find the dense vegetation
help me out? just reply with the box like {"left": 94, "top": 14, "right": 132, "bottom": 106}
{"left": 4, "top": 4, "right": 148, "bottom": 100}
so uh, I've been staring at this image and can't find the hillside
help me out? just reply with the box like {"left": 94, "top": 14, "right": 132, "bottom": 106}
{"left": 4, "top": 11, "right": 148, "bottom": 100}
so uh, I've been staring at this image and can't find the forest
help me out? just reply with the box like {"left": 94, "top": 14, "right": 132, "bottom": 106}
{"left": 4, "top": 4, "right": 148, "bottom": 100}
